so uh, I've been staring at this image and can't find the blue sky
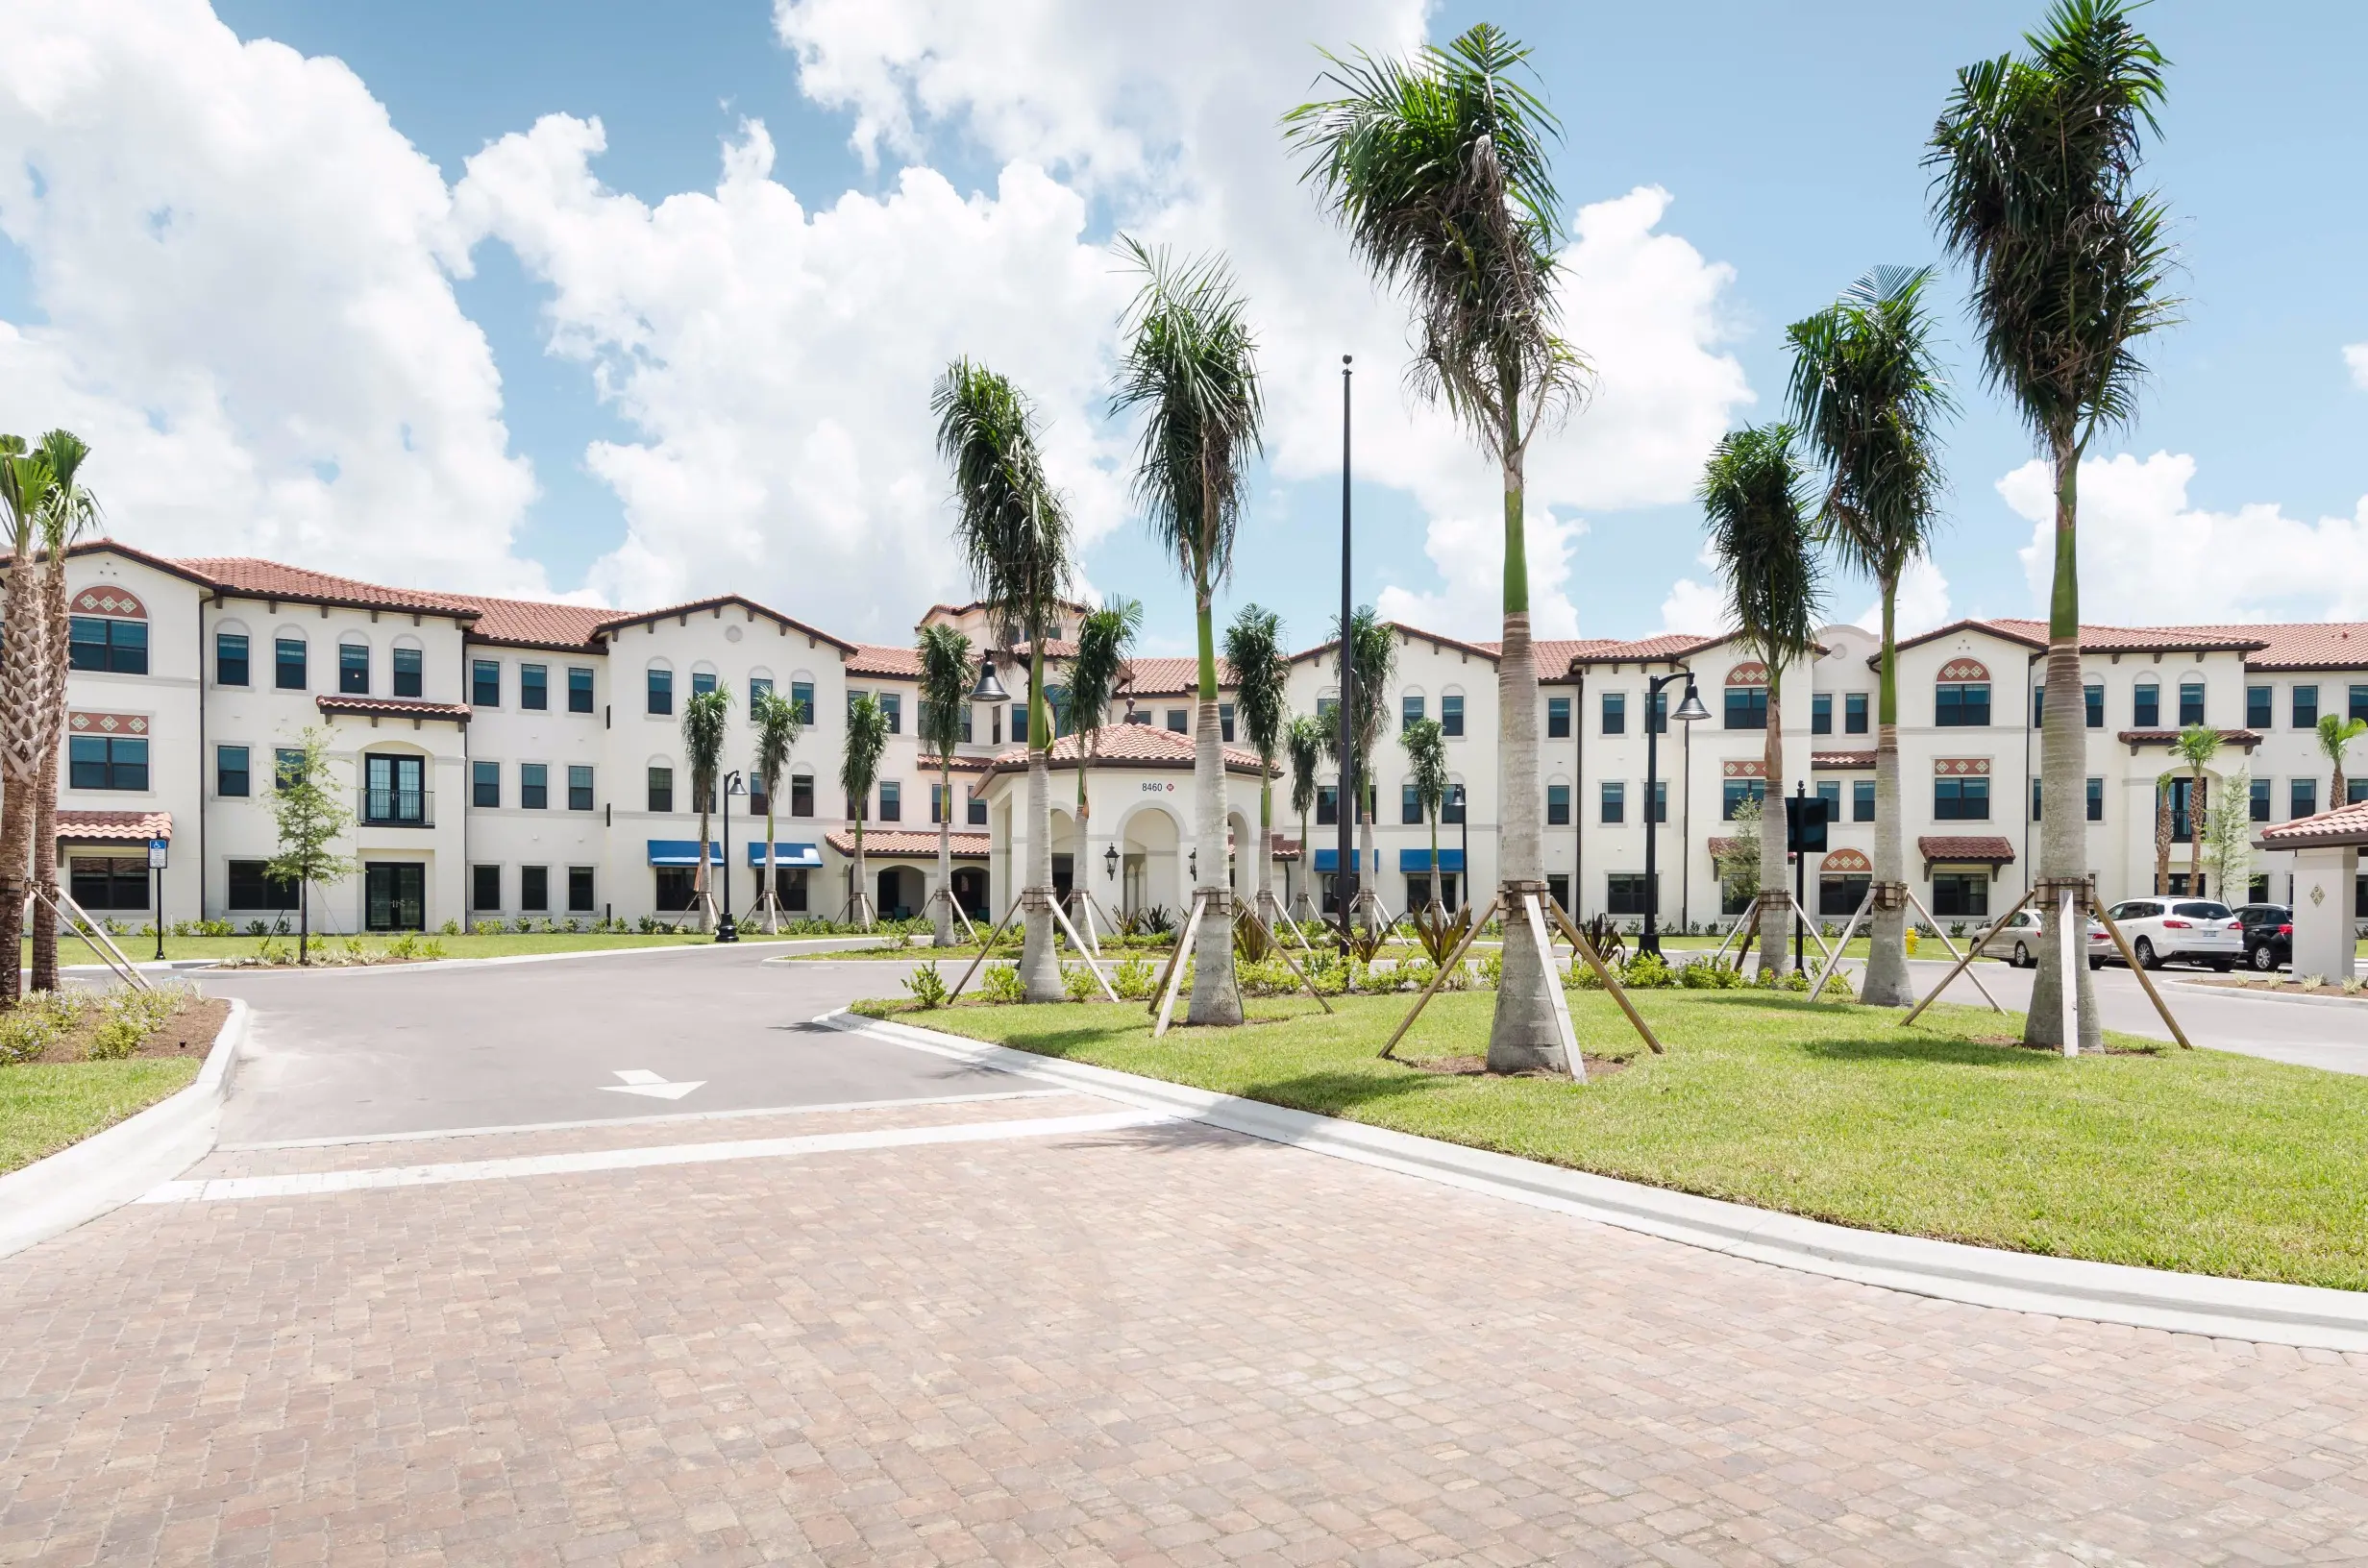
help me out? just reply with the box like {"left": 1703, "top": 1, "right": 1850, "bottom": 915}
{"left": 6, "top": 0, "right": 2365, "bottom": 651}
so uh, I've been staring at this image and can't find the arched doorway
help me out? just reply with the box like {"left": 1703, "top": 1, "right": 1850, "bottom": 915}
{"left": 1117, "top": 803, "right": 1182, "bottom": 919}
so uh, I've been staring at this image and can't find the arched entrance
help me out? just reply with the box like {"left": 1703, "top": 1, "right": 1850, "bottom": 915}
{"left": 1116, "top": 803, "right": 1182, "bottom": 919}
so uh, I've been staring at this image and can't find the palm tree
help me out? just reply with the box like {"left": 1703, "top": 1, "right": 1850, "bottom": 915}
{"left": 2153, "top": 769, "right": 2177, "bottom": 896}
{"left": 916, "top": 622, "right": 974, "bottom": 947}
{"left": 934, "top": 358, "right": 1073, "bottom": 1001}
{"left": 1065, "top": 596, "right": 1143, "bottom": 934}
{"left": 680, "top": 685, "right": 730, "bottom": 934}
{"left": 749, "top": 687, "right": 802, "bottom": 935}
{"left": 1222, "top": 604, "right": 1291, "bottom": 923}
{"left": 1286, "top": 714, "right": 1325, "bottom": 920}
{"left": 27, "top": 430, "right": 99, "bottom": 993}
{"left": 841, "top": 692, "right": 890, "bottom": 929}
{"left": 1929, "top": 0, "right": 2178, "bottom": 1049}
{"left": 1788, "top": 266, "right": 1953, "bottom": 1006}
{"left": 1700, "top": 425, "right": 1823, "bottom": 978}
{"left": 1400, "top": 716, "right": 1449, "bottom": 914}
{"left": 2319, "top": 715, "right": 2367, "bottom": 811}
{"left": 2171, "top": 724, "right": 2220, "bottom": 896}
{"left": 1288, "top": 22, "right": 1585, "bottom": 1071}
{"left": 0, "top": 438, "right": 50, "bottom": 1009}
{"left": 1321, "top": 606, "right": 1397, "bottom": 936}
{"left": 1111, "top": 236, "right": 1265, "bottom": 1028}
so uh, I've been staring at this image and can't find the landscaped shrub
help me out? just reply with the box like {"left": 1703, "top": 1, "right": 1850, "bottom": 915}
{"left": 1679, "top": 957, "right": 1744, "bottom": 989}
{"left": 84, "top": 1017, "right": 144, "bottom": 1061}
{"left": 1477, "top": 950, "right": 1503, "bottom": 989}
{"left": 1062, "top": 963, "right": 1101, "bottom": 1001}
{"left": 1110, "top": 959, "right": 1157, "bottom": 1000}
{"left": 978, "top": 964, "right": 1026, "bottom": 1003}
{"left": 904, "top": 962, "right": 950, "bottom": 1009}
{"left": 1618, "top": 952, "right": 1677, "bottom": 989}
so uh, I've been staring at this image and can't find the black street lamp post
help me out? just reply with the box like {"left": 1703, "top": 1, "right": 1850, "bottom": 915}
{"left": 717, "top": 770, "right": 745, "bottom": 943}
{"left": 1335, "top": 355, "right": 1356, "bottom": 938}
{"left": 1640, "top": 671, "right": 1710, "bottom": 955}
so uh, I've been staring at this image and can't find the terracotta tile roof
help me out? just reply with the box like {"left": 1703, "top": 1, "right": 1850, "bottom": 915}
{"left": 1972, "top": 617, "right": 2368, "bottom": 668}
{"left": 1294, "top": 622, "right": 1504, "bottom": 671}
{"left": 594, "top": 595, "right": 855, "bottom": 651}
{"left": 55, "top": 808, "right": 172, "bottom": 843}
{"left": 1895, "top": 618, "right": 2274, "bottom": 659}
{"left": 824, "top": 829, "right": 991, "bottom": 859}
{"left": 981, "top": 723, "right": 1270, "bottom": 776}
{"left": 1550, "top": 633, "right": 1726, "bottom": 670}
{"left": 2116, "top": 728, "right": 2263, "bottom": 750}
{"left": 847, "top": 644, "right": 922, "bottom": 677}
{"left": 1270, "top": 832, "right": 1302, "bottom": 862}
{"left": 1122, "top": 657, "right": 1232, "bottom": 698}
{"left": 316, "top": 695, "right": 472, "bottom": 723}
{"left": 1812, "top": 750, "right": 1877, "bottom": 770}
{"left": 2256, "top": 800, "right": 2368, "bottom": 850}
{"left": 441, "top": 594, "right": 616, "bottom": 649}
{"left": 1917, "top": 835, "right": 2017, "bottom": 864}
{"left": 180, "top": 557, "right": 481, "bottom": 619}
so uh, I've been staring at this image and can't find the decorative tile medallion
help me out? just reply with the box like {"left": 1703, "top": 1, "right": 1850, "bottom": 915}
{"left": 1724, "top": 661, "right": 1769, "bottom": 687}
{"left": 67, "top": 711, "right": 150, "bottom": 736}
{"left": 1821, "top": 847, "right": 1872, "bottom": 873}
{"left": 1937, "top": 657, "right": 1990, "bottom": 683}
{"left": 1933, "top": 757, "right": 1989, "bottom": 776}
{"left": 1723, "top": 759, "right": 1767, "bottom": 778}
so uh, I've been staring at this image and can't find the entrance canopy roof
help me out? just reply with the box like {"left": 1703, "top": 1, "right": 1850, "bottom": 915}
{"left": 646, "top": 840, "right": 725, "bottom": 866}
{"left": 979, "top": 723, "right": 1271, "bottom": 779}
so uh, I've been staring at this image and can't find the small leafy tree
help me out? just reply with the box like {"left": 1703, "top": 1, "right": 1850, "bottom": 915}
{"left": 1223, "top": 604, "right": 1292, "bottom": 919}
{"left": 264, "top": 726, "right": 357, "bottom": 966}
{"left": 2205, "top": 770, "right": 2252, "bottom": 905}
{"left": 1285, "top": 713, "right": 1325, "bottom": 919}
{"left": 1714, "top": 795, "right": 1764, "bottom": 921}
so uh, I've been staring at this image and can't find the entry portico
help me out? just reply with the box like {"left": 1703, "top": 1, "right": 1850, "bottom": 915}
{"left": 977, "top": 725, "right": 1273, "bottom": 924}
{"left": 2257, "top": 801, "right": 2368, "bottom": 983}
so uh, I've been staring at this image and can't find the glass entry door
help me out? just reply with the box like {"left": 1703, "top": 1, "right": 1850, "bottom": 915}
{"left": 365, "top": 753, "right": 427, "bottom": 825}
{"left": 365, "top": 862, "right": 426, "bottom": 931}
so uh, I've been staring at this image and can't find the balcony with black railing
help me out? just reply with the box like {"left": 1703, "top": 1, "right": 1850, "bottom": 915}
{"left": 360, "top": 786, "right": 434, "bottom": 827}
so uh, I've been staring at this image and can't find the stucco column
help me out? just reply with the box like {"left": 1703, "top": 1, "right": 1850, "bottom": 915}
{"left": 2288, "top": 845, "right": 2358, "bottom": 984}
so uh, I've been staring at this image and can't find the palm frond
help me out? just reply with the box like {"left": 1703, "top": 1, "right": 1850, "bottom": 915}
{"left": 914, "top": 622, "right": 974, "bottom": 761}
{"left": 1699, "top": 425, "right": 1824, "bottom": 668}
{"left": 680, "top": 686, "right": 732, "bottom": 800}
{"left": 1221, "top": 603, "right": 1291, "bottom": 765}
{"left": 1321, "top": 607, "right": 1398, "bottom": 773}
{"left": 1067, "top": 597, "right": 1143, "bottom": 738}
{"left": 1399, "top": 716, "right": 1449, "bottom": 817}
{"left": 932, "top": 359, "right": 1073, "bottom": 649}
{"left": 841, "top": 692, "right": 890, "bottom": 805}
{"left": 31, "top": 429, "right": 100, "bottom": 552}
{"left": 1286, "top": 714, "right": 1326, "bottom": 821}
{"left": 749, "top": 688, "right": 802, "bottom": 802}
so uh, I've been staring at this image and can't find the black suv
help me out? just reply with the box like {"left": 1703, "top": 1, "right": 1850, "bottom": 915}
{"left": 2230, "top": 904, "right": 2292, "bottom": 971}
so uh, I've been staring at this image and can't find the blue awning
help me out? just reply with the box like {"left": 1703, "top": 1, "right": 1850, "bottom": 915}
{"left": 646, "top": 839, "right": 725, "bottom": 867}
{"left": 1397, "top": 848, "right": 1466, "bottom": 873}
{"left": 745, "top": 841, "right": 823, "bottom": 869}
{"left": 1310, "top": 847, "right": 1378, "bottom": 872}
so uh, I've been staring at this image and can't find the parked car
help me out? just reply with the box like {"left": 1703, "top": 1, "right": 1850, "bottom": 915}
{"left": 2098, "top": 898, "right": 2243, "bottom": 970}
{"left": 2230, "top": 903, "right": 2293, "bottom": 971}
{"left": 1978, "top": 906, "right": 2113, "bottom": 969}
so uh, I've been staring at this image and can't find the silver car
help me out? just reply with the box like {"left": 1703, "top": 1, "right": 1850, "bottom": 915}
{"left": 1978, "top": 907, "right": 2111, "bottom": 970}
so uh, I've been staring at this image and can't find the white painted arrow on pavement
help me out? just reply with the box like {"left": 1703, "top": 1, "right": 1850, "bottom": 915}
{"left": 601, "top": 1068, "right": 704, "bottom": 1101}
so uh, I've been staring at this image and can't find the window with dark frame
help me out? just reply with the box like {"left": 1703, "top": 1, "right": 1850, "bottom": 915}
{"left": 520, "top": 866, "right": 549, "bottom": 913}
{"left": 967, "top": 788, "right": 986, "bottom": 826}
{"left": 393, "top": 645, "right": 423, "bottom": 698}
{"left": 67, "top": 736, "right": 148, "bottom": 791}
{"left": 215, "top": 631, "right": 250, "bottom": 686}
{"left": 1401, "top": 782, "right": 1421, "bottom": 824}
{"left": 275, "top": 636, "right": 307, "bottom": 690}
{"left": 2246, "top": 685, "right": 2272, "bottom": 730}
{"left": 2291, "top": 778, "right": 2316, "bottom": 819}
{"left": 1724, "top": 687, "right": 1767, "bottom": 729}
{"left": 472, "top": 760, "right": 500, "bottom": 808}
{"left": 2085, "top": 681, "right": 2104, "bottom": 728}
{"left": 1444, "top": 783, "right": 1466, "bottom": 825}
{"left": 69, "top": 857, "right": 148, "bottom": 912}
{"left": 654, "top": 867, "right": 696, "bottom": 913}
{"left": 1844, "top": 692, "right": 1867, "bottom": 734}
{"left": 2133, "top": 681, "right": 2159, "bottom": 728}
{"left": 217, "top": 745, "right": 250, "bottom": 797}
{"left": 2178, "top": 679, "right": 2204, "bottom": 726}
{"left": 338, "top": 642, "right": 369, "bottom": 694}
{"left": 227, "top": 860, "right": 298, "bottom": 911}
{"left": 2087, "top": 776, "right": 2104, "bottom": 821}
{"left": 1316, "top": 784, "right": 1338, "bottom": 825}
{"left": 1721, "top": 778, "right": 1764, "bottom": 820}
{"left": 1934, "top": 682, "right": 1989, "bottom": 727}
{"left": 648, "top": 766, "right": 674, "bottom": 814}
{"left": 790, "top": 773, "right": 815, "bottom": 818}
{"left": 2251, "top": 777, "right": 2271, "bottom": 822}
{"left": 1601, "top": 691, "right": 1626, "bottom": 735}
{"left": 567, "top": 867, "right": 596, "bottom": 913}
{"left": 472, "top": 659, "right": 501, "bottom": 707}
{"left": 1649, "top": 780, "right": 1667, "bottom": 822}
{"left": 879, "top": 780, "right": 901, "bottom": 821}
{"left": 1546, "top": 696, "right": 1570, "bottom": 739}
{"left": 1811, "top": 693, "right": 1832, "bottom": 735}
{"left": 1546, "top": 782, "right": 1570, "bottom": 826}
{"left": 648, "top": 667, "right": 673, "bottom": 715}
{"left": 472, "top": 864, "right": 502, "bottom": 911}
{"left": 1600, "top": 780, "right": 1625, "bottom": 823}
{"left": 521, "top": 664, "right": 548, "bottom": 711}
{"left": 2294, "top": 685, "right": 2319, "bottom": 727}
{"left": 1815, "top": 779, "right": 1840, "bottom": 819}
{"left": 569, "top": 765, "right": 594, "bottom": 811}
{"left": 68, "top": 616, "right": 148, "bottom": 674}
{"left": 1934, "top": 776, "right": 1989, "bottom": 821}
{"left": 1930, "top": 871, "right": 1990, "bottom": 918}
{"left": 790, "top": 680, "right": 814, "bottom": 723}
{"left": 1852, "top": 779, "right": 1875, "bottom": 821}
{"left": 1401, "top": 694, "right": 1424, "bottom": 730}
{"left": 520, "top": 763, "right": 548, "bottom": 810}
{"left": 691, "top": 670, "right": 718, "bottom": 698}
{"left": 1441, "top": 694, "right": 1464, "bottom": 737}
{"left": 274, "top": 747, "right": 305, "bottom": 790}
{"left": 1219, "top": 703, "right": 1234, "bottom": 743}
{"left": 1606, "top": 874, "right": 1655, "bottom": 917}
{"left": 568, "top": 666, "right": 595, "bottom": 713}
{"left": 2353, "top": 684, "right": 2368, "bottom": 723}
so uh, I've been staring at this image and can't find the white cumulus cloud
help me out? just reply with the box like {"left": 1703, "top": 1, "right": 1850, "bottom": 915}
{"left": 0, "top": 0, "right": 551, "bottom": 594}
{"left": 1849, "top": 555, "right": 1952, "bottom": 640}
{"left": 2002, "top": 452, "right": 2368, "bottom": 623}
{"left": 2347, "top": 342, "right": 2368, "bottom": 390}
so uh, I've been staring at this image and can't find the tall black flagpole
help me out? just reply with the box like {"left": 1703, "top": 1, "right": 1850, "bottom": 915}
{"left": 1337, "top": 355, "right": 1356, "bottom": 937}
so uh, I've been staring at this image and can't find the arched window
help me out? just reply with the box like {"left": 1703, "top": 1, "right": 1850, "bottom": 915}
{"left": 689, "top": 661, "right": 720, "bottom": 698}
{"left": 391, "top": 635, "right": 424, "bottom": 698}
{"left": 213, "top": 618, "right": 252, "bottom": 687}
{"left": 646, "top": 660, "right": 675, "bottom": 716}
{"left": 67, "top": 585, "right": 149, "bottom": 674}
{"left": 2133, "top": 677, "right": 2160, "bottom": 728}
{"left": 1398, "top": 683, "right": 1427, "bottom": 731}
{"left": 337, "top": 633, "right": 371, "bottom": 696}
{"left": 273, "top": 628, "right": 309, "bottom": 691}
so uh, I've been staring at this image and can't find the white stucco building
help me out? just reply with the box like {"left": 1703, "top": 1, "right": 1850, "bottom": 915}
{"left": 8, "top": 539, "right": 2366, "bottom": 934}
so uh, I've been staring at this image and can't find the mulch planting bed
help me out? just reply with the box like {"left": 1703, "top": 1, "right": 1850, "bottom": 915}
{"left": 27, "top": 995, "right": 231, "bottom": 1065}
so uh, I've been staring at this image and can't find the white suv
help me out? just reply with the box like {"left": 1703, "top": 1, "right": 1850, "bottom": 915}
{"left": 2100, "top": 898, "right": 2243, "bottom": 971}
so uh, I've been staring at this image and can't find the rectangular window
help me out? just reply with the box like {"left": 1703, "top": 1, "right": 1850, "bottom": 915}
{"left": 1844, "top": 692, "right": 1868, "bottom": 734}
{"left": 472, "top": 760, "right": 501, "bottom": 808}
{"left": 567, "top": 866, "right": 596, "bottom": 913}
{"left": 2134, "top": 683, "right": 2159, "bottom": 727}
{"left": 338, "top": 642, "right": 369, "bottom": 695}
{"left": 2032, "top": 776, "right": 2043, "bottom": 822}
{"left": 1815, "top": 779, "right": 1841, "bottom": 819}
{"left": 568, "top": 666, "right": 595, "bottom": 713}
{"left": 1935, "top": 682, "right": 1990, "bottom": 727}
{"left": 1441, "top": 694, "right": 1464, "bottom": 737}
{"left": 215, "top": 631, "right": 250, "bottom": 686}
{"left": 1538, "top": 695, "right": 1567, "bottom": 739}
{"left": 1811, "top": 693, "right": 1832, "bottom": 735}
{"left": 1606, "top": 874, "right": 1655, "bottom": 917}
{"left": 2246, "top": 685, "right": 2272, "bottom": 730}
{"left": 1401, "top": 694, "right": 1424, "bottom": 730}
{"left": 1315, "top": 695, "right": 1338, "bottom": 723}
{"left": 1401, "top": 782, "right": 1422, "bottom": 824}
{"left": 519, "top": 865, "right": 549, "bottom": 913}
{"left": 1601, "top": 692, "right": 1626, "bottom": 735}
{"left": 69, "top": 616, "right": 148, "bottom": 674}
{"left": 878, "top": 692, "right": 900, "bottom": 733}
{"left": 472, "top": 864, "right": 502, "bottom": 912}
{"left": 2033, "top": 685, "right": 2044, "bottom": 728}
{"left": 788, "top": 680, "right": 813, "bottom": 724}
{"left": 959, "top": 703, "right": 974, "bottom": 745}
{"left": 1819, "top": 873, "right": 1871, "bottom": 916}
{"left": 1444, "top": 783, "right": 1467, "bottom": 826}
{"left": 654, "top": 867, "right": 695, "bottom": 913}
{"left": 1930, "top": 871, "right": 1989, "bottom": 919}
{"left": 362, "top": 753, "right": 427, "bottom": 825}
{"left": 648, "top": 767, "right": 674, "bottom": 814}
{"left": 472, "top": 659, "right": 501, "bottom": 707}
{"left": 275, "top": 636, "right": 307, "bottom": 690}
{"left": 67, "top": 735, "right": 148, "bottom": 792}
{"left": 1934, "top": 776, "right": 1990, "bottom": 821}
{"left": 647, "top": 668, "right": 673, "bottom": 716}
{"left": 1546, "top": 783, "right": 1570, "bottom": 826}
{"left": 1546, "top": 874, "right": 1569, "bottom": 914}
{"left": 967, "top": 788, "right": 986, "bottom": 827}
{"left": 568, "top": 765, "right": 594, "bottom": 812}
{"left": 1317, "top": 784, "right": 1339, "bottom": 826}
{"left": 2085, "top": 681, "right": 2104, "bottom": 729}
{"left": 2087, "top": 775, "right": 2105, "bottom": 822}
{"left": 1721, "top": 778, "right": 1765, "bottom": 820}
{"left": 2179, "top": 679, "right": 2205, "bottom": 727}
{"left": 688, "top": 670, "right": 716, "bottom": 698}
{"left": 2294, "top": 685, "right": 2319, "bottom": 727}
{"left": 68, "top": 857, "right": 147, "bottom": 911}
{"left": 1852, "top": 779, "right": 1875, "bottom": 822}
{"left": 790, "top": 774, "right": 814, "bottom": 818}
{"left": 520, "top": 664, "right": 548, "bottom": 711}
{"left": 519, "top": 763, "right": 548, "bottom": 810}
{"left": 1165, "top": 708, "right": 1188, "bottom": 733}
{"left": 216, "top": 745, "right": 250, "bottom": 798}
{"left": 1724, "top": 688, "right": 1767, "bottom": 729}
{"left": 274, "top": 747, "right": 305, "bottom": 791}
{"left": 1601, "top": 780, "right": 1626, "bottom": 823}
{"left": 2250, "top": 777, "right": 2272, "bottom": 823}
{"left": 393, "top": 645, "right": 423, "bottom": 698}
{"left": 227, "top": 859, "right": 297, "bottom": 911}
{"left": 2353, "top": 684, "right": 2368, "bottom": 723}
{"left": 2291, "top": 778, "right": 2316, "bottom": 819}
{"left": 879, "top": 780, "right": 900, "bottom": 822}
{"left": 748, "top": 676, "right": 773, "bottom": 710}
{"left": 1220, "top": 703, "right": 1235, "bottom": 744}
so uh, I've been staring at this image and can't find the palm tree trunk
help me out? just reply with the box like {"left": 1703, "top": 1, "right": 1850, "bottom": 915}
{"left": 2188, "top": 762, "right": 2206, "bottom": 896}
{"left": 1486, "top": 423, "right": 1560, "bottom": 1072}
{"left": 1428, "top": 812, "right": 1441, "bottom": 914}
{"left": 1756, "top": 668, "right": 1790, "bottom": 978}
{"left": 1296, "top": 805, "right": 1311, "bottom": 919}
{"left": 0, "top": 789, "right": 26, "bottom": 1008}
{"left": 1357, "top": 772, "right": 1377, "bottom": 932}
{"left": 2154, "top": 785, "right": 2171, "bottom": 895}
{"left": 1017, "top": 645, "right": 1061, "bottom": 1001}
{"left": 852, "top": 818, "right": 869, "bottom": 931}
{"left": 1862, "top": 576, "right": 1913, "bottom": 1006}
{"left": 29, "top": 551, "right": 68, "bottom": 992}
{"left": 2026, "top": 434, "right": 2100, "bottom": 1051}
{"left": 1256, "top": 772, "right": 1273, "bottom": 921}
{"left": 695, "top": 803, "right": 713, "bottom": 934}
{"left": 763, "top": 810, "right": 778, "bottom": 935}
{"left": 0, "top": 560, "right": 40, "bottom": 1009}
{"left": 933, "top": 763, "right": 955, "bottom": 946}
{"left": 1186, "top": 585, "right": 1240, "bottom": 1026}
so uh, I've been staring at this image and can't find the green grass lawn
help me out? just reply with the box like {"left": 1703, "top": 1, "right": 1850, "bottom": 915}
{"left": 867, "top": 989, "right": 2368, "bottom": 1290}
{"left": 0, "top": 1059, "right": 202, "bottom": 1175}
{"left": 24, "top": 928, "right": 880, "bottom": 965}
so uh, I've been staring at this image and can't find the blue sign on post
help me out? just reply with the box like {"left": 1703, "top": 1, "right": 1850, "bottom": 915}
{"left": 147, "top": 837, "right": 169, "bottom": 870}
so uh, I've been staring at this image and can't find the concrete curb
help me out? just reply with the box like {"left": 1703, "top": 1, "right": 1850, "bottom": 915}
{"left": 0, "top": 997, "right": 249, "bottom": 1262}
{"left": 826, "top": 1009, "right": 2368, "bottom": 1353}
{"left": 2167, "top": 979, "right": 2368, "bottom": 1012}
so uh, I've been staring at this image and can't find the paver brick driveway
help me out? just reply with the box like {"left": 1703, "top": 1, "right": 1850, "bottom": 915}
{"left": 6, "top": 957, "right": 2368, "bottom": 1563}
